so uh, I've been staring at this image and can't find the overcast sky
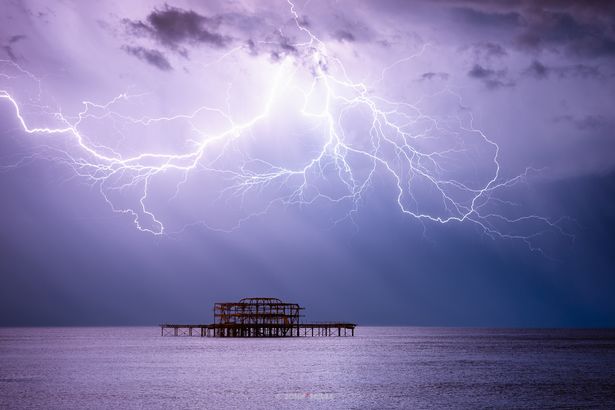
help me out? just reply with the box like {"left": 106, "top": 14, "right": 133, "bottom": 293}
{"left": 1, "top": 0, "right": 614, "bottom": 326}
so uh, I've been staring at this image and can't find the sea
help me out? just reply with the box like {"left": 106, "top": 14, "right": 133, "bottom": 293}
{"left": 1, "top": 327, "right": 614, "bottom": 409}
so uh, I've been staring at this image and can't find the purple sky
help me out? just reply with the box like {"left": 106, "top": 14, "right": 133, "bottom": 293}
{"left": 1, "top": 0, "right": 614, "bottom": 326}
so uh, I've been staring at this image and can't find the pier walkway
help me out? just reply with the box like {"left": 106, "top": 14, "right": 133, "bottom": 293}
{"left": 160, "top": 322, "right": 356, "bottom": 337}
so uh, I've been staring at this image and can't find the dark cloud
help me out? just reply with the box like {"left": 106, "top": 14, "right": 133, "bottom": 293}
{"left": 324, "top": 13, "right": 377, "bottom": 44}
{"left": 565, "top": 64, "right": 603, "bottom": 79}
{"left": 2, "top": 34, "right": 26, "bottom": 61}
{"left": 475, "top": 42, "right": 508, "bottom": 59}
{"left": 121, "top": 3, "right": 375, "bottom": 67}
{"left": 8, "top": 34, "right": 26, "bottom": 43}
{"left": 468, "top": 64, "right": 514, "bottom": 89}
{"left": 124, "top": 5, "right": 231, "bottom": 55}
{"left": 245, "top": 30, "right": 300, "bottom": 63}
{"left": 1, "top": 47, "right": 16, "bottom": 61}
{"left": 124, "top": 6, "right": 305, "bottom": 64}
{"left": 448, "top": 1, "right": 615, "bottom": 60}
{"left": 451, "top": 7, "right": 522, "bottom": 29}
{"left": 333, "top": 30, "right": 355, "bottom": 43}
{"left": 272, "top": 32, "right": 299, "bottom": 58}
{"left": 420, "top": 72, "right": 449, "bottom": 81}
{"left": 524, "top": 60, "right": 602, "bottom": 80}
{"left": 517, "top": 8, "right": 615, "bottom": 59}
{"left": 553, "top": 114, "right": 610, "bottom": 131}
{"left": 122, "top": 45, "right": 172, "bottom": 71}
{"left": 524, "top": 60, "right": 549, "bottom": 79}
{"left": 462, "top": 43, "right": 509, "bottom": 69}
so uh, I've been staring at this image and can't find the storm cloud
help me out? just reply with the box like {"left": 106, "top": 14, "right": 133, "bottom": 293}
{"left": 446, "top": 0, "right": 615, "bottom": 59}
{"left": 124, "top": 5, "right": 231, "bottom": 54}
{"left": 2, "top": 34, "right": 26, "bottom": 61}
{"left": 524, "top": 60, "right": 602, "bottom": 80}
{"left": 468, "top": 64, "right": 514, "bottom": 89}
{"left": 122, "top": 45, "right": 173, "bottom": 71}
{"left": 0, "top": 0, "right": 614, "bottom": 328}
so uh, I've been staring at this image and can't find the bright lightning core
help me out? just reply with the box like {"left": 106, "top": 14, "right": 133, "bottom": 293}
{"left": 0, "top": 1, "right": 567, "bottom": 251}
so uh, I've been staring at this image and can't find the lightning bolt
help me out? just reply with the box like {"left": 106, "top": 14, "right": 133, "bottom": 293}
{"left": 0, "top": 0, "right": 571, "bottom": 253}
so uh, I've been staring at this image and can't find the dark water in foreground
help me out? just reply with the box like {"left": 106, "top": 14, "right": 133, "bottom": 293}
{"left": 1, "top": 327, "right": 614, "bottom": 409}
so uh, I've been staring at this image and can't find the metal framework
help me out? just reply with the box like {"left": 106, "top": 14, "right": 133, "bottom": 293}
{"left": 214, "top": 297, "right": 303, "bottom": 337}
{"left": 161, "top": 297, "right": 355, "bottom": 337}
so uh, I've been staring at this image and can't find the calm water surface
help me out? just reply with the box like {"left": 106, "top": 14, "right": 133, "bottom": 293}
{"left": 1, "top": 327, "right": 614, "bottom": 409}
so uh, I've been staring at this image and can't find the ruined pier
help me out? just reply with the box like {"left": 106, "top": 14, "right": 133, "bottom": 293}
{"left": 160, "top": 297, "right": 356, "bottom": 337}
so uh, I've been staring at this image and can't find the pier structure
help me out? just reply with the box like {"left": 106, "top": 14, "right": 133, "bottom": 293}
{"left": 214, "top": 297, "right": 303, "bottom": 337}
{"left": 161, "top": 297, "right": 355, "bottom": 337}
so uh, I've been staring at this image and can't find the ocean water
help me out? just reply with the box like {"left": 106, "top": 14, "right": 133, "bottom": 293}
{"left": 1, "top": 327, "right": 614, "bottom": 409}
